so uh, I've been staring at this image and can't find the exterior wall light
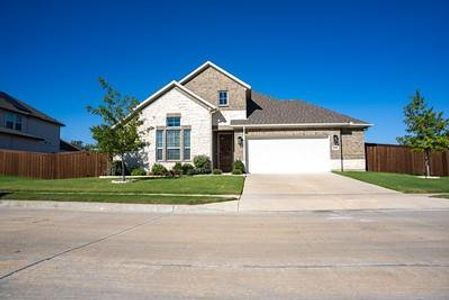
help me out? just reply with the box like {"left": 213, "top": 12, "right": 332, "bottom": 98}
{"left": 238, "top": 136, "right": 244, "bottom": 147}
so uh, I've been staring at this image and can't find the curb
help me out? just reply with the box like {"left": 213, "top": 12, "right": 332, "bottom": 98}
{"left": 0, "top": 200, "right": 239, "bottom": 214}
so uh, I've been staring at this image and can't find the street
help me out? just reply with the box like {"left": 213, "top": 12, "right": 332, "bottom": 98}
{"left": 1, "top": 207, "right": 449, "bottom": 299}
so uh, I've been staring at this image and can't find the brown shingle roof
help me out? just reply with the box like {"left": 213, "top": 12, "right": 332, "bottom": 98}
{"left": 0, "top": 91, "right": 65, "bottom": 126}
{"left": 230, "top": 92, "right": 369, "bottom": 126}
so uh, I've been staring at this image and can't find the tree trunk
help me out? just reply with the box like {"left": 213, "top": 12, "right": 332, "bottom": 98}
{"left": 108, "top": 154, "right": 114, "bottom": 176}
{"left": 121, "top": 154, "right": 126, "bottom": 182}
{"left": 424, "top": 150, "right": 431, "bottom": 178}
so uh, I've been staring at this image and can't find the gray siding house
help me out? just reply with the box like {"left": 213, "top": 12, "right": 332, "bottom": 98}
{"left": 128, "top": 61, "right": 371, "bottom": 174}
{"left": 0, "top": 91, "right": 65, "bottom": 153}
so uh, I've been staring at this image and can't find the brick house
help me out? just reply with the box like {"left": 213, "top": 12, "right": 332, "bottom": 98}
{"left": 128, "top": 61, "right": 371, "bottom": 174}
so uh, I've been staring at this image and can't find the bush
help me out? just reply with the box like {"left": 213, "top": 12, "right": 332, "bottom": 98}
{"left": 194, "top": 168, "right": 212, "bottom": 175}
{"left": 186, "top": 168, "right": 196, "bottom": 176}
{"left": 212, "top": 169, "right": 223, "bottom": 175}
{"left": 193, "top": 155, "right": 211, "bottom": 170}
{"left": 151, "top": 163, "right": 168, "bottom": 176}
{"left": 232, "top": 168, "right": 243, "bottom": 175}
{"left": 172, "top": 162, "right": 184, "bottom": 176}
{"left": 110, "top": 160, "right": 130, "bottom": 176}
{"left": 131, "top": 167, "right": 146, "bottom": 176}
{"left": 232, "top": 160, "right": 245, "bottom": 173}
{"left": 182, "top": 163, "right": 195, "bottom": 175}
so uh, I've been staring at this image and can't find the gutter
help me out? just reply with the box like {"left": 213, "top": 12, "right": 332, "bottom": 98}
{"left": 230, "top": 122, "right": 373, "bottom": 129}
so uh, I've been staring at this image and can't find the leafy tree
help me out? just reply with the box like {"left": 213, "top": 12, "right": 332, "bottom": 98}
{"left": 397, "top": 90, "right": 449, "bottom": 177}
{"left": 87, "top": 78, "right": 148, "bottom": 181}
{"left": 69, "top": 140, "right": 97, "bottom": 151}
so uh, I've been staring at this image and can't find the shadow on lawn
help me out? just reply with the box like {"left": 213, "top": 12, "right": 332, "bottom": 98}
{"left": 0, "top": 192, "right": 11, "bottom": 199}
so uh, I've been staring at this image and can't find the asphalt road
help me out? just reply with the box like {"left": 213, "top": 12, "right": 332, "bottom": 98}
{"left": 1, "top": 208, "right": 449, "bottom": 299}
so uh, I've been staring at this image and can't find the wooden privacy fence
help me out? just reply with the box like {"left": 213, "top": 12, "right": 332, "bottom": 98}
{"left": 365, "top": 143, "right": 449, "bottom": 176}
{"left": 0, "top": 150, "right": 109, "bottom": 179}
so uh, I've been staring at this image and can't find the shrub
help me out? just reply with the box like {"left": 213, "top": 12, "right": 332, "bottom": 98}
{"left": 186, "top": 168, "right": 196, "bottom": 176}
{"left": 232, "top": 160, "right": 245, "bottom": 173}
{"left": 172, "top": 162, "right": 184, "bottom": 176}
{"left": 212, "top": 169, "right": 223, "bottom": 175}
{"left": 232, "top": 168, "right": 243, "bottom": 175}
{"left": 193, "top": 155, "right": 211, "bottom": 170}
{"left": 197, "top": 168, "right": 212, "bottom": 174}
{"left": 131, "top": 167, "right": 146, "bottom": 176}
{"left": 151, "top": 163, "right": 168, "bottom": 176}
{"left": 182, "top": 163, "right": 195, "bottom": 175}
{"left": 110, "top": 160, "right": 130, "bottom": 176}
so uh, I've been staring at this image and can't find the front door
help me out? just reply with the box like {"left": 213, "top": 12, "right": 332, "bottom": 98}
{"left": 218, "top": 133, "right": 234, "bottom": 172}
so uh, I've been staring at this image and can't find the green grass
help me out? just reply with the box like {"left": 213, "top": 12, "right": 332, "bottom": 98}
{"left": 335, "top": 171, "right": 449, "bottom": 193}
{"left": 0, "top": 175, "right": 244, "bottom": 205}
{"left": 0, "top": 192, "right": 235, "bottom": 205}
{"left": 0, "top": 175, "right": 244, "bottom": 195}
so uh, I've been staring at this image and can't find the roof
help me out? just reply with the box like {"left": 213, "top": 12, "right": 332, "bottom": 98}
{"left": 0, "top": 127, "right": 45, "bottom": 140}
{"left": 179, "top": 61, "right": 251, "bottom": 89}
{"left": 0, "top": 91, "right": 65, "bottom": 126}
{"left": 134, "top": 81, "right": 217, "bottom": 113}
{"left": 60, "top": 140, "right": 82, "bottom": 152}
{"left": 230, "top": 92, "right": 371, "bottom": 128}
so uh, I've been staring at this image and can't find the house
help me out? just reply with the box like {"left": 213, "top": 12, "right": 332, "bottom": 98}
{"left": 129, "top": 61, "right": 371, "bottom": 174}
{"left": 0, "top": 91, "right": 67, "bottom": 153}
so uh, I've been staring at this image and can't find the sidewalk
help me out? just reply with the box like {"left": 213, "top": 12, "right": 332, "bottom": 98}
{"left": 2, "top": 193, "right": 449, "bottom": 214}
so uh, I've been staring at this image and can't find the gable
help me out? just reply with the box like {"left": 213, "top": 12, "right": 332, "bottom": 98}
{"left": 182, "top": 65, "right": 249, "bottom": 111}
{"left": 179, "top": 61, "right": 251, "bottom": 89}
{"left": 134, "top": 81, "right": 216, "bottom": 114}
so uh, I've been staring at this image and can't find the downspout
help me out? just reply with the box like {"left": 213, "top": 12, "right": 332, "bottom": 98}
{"left": 340, "top": 129, "right": 344, "bottom": 172}
{"left": 242, "top": 125, "right": 246, "bottom": 169}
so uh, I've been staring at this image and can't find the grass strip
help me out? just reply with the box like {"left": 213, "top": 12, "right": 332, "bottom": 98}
{"left": 0, "top": 192, "right": 236, "bottom": 205}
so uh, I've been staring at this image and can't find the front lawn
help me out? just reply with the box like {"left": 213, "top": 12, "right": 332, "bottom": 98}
{"left": 335, "top": 171, "right": 449, "bottom": 193}
{"left": 0, "top": 175, "right": 245, "bottom": 205}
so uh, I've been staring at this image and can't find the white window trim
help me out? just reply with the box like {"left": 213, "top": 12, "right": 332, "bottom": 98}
{"left": 166, "top": 129, "right": 181, "bottom": 161}
{"left": 218, "top": 90, "right": 229, "bottom": 107}
{"left": 155, "top": 127, "right": 192, "bottom": 162}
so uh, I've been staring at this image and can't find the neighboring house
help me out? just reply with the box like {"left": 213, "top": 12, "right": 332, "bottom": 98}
{"left": 0, "top": 91, "right": 67, "bottom": 153}
{"left": 129, "top": 61, "right": 371, "bottom": 174}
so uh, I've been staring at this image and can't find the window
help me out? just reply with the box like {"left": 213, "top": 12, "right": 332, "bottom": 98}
{"left": 156, "top": 130, "right": 164, "bottom": 161}
{"left": 166, "top": 116, "right": 180, "bottom": 127}
{"left": 183, "top": 129, "right": 191, "bottom": 160}
{"left": 5, "top": 112, "right": 22, "bottom": 131}
{"left": 166, "top": 130, "right": 181, "bottom": 160}
{"left": 218, "top": 90, "right": 228, "bottom": 106}
{"left": 155, "top": 128, "right": 191, "bottom": 161}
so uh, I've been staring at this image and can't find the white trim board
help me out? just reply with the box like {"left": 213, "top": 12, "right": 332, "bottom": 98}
{"left": 179, "top": 61, "right": 251, "bottom": 89}
{"left": 135, "top": 81, "right": 217, "bottom": 112}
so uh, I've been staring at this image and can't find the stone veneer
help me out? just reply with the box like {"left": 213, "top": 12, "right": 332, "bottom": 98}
{"left": 183, "top": 66, "right": 249, "bottom": 111}
{"left": 129, "top": 87, "right": 212, "bottom": 170}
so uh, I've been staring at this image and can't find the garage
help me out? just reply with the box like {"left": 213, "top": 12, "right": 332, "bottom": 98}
{"left": 247, "top": 137, "right": 331, "bottom": 174}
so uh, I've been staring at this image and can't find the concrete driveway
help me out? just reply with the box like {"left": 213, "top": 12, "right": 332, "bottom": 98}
{"left": 1, "top": 207, "right": 449, "bottom": 299}
{"left": 239, "top": 173, "right": 449, "bottom": 212}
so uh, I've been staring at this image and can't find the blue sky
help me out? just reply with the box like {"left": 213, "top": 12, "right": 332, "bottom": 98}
{"left": 1, "top": 0, "right": 448, "bottom": 144}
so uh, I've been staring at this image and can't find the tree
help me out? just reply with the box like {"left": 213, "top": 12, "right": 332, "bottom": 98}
{"left": 69, "top": 140, "right": 97, "bottom": 151}
{"left": 397, "top": 90, "right": 449, "bottom": 177}
{"left": 87, "top": 78, "right": 148, "bottom": 181}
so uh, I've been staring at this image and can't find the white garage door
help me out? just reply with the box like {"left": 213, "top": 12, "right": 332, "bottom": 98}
{"left": 247, "top": 138, "right": 331, "bottom": 174}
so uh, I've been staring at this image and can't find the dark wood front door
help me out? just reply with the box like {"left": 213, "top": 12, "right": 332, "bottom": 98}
{"left": 218, "top": 133, "right": 234, "bottom": 172}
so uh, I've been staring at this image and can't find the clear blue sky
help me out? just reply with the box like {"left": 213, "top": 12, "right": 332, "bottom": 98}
{"left": 1, "top": 0, "right": 448, "bottom": 144}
